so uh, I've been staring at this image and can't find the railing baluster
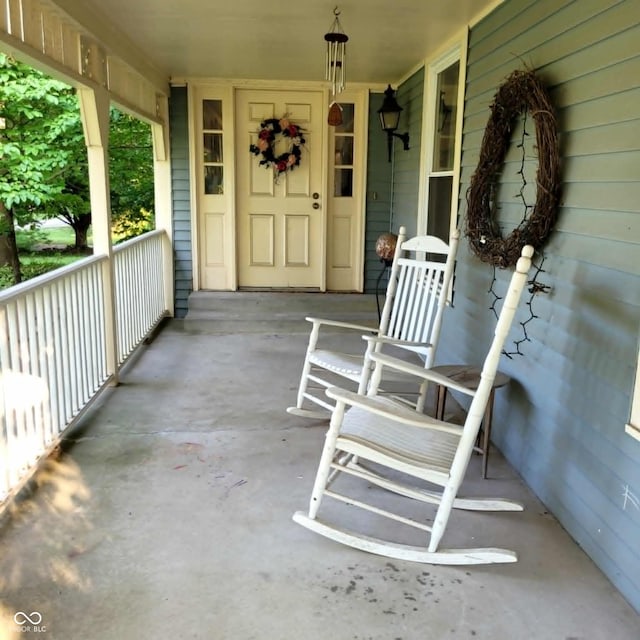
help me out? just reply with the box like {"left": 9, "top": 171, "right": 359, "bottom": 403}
{"left": 65, "top": 277, "right": 77, "bottom": 416}
{"left": 0, "top": 306, "right": 10, "bottom": 500}
{"left": 0, "top": 231, "right": 169, "bottom": 506}
{"left": 43, "top": 285, "right": 58, "bottom": 446}
{"left": 88, "top": 263, "right": 100, "bottom": 390}
{"left": 96, "top": 263, "right": 107, "bottom": 382}
{"left": 14, "top": 300, "right": 29, "bottom": 468}
{"left": 55, "top": 280, "right": 71, "bottom": 429}
{"left": 80, "top": 267, "right": 92, "bottom": 399}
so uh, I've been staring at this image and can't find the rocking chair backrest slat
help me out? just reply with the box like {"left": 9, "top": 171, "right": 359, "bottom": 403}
{"left": 393, "top": 261, "right": 428, "bottom": 342}
{"left": 378, "top": 227, "right": 408, "bottom": 338}
{"left": 422, "top": 268, "right": 441, "bottom": 342}
{"left": 387, "top": 262, "right": 411, "bottom": 339}
{"left": 380, "top": 228, "right": 459, "bottom": 366}
{"left": 404, "top": 264, "right": 423, "bottom": 340}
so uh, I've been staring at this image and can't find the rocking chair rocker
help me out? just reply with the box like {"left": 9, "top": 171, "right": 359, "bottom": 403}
{"left": 293, "top": 245, "right": 535, "bottom": 565}
{"left": 287, "top": 227, "right": 459, "bottom": 419}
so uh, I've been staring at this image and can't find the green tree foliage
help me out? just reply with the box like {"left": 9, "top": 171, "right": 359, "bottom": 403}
{"left": 0, "top": 54, "right": 78, "bottom": 211}
{"left": 0, "top": 53, "right": 78, "bottom": 280}
{"left": 0, "top": 53, "right": 155, "bottom": 284}
{"left": 109, "top": 109, "right": 154, "bottom": 241}
{"left": 48, "top": 109, "right": 155, "bottom": 249}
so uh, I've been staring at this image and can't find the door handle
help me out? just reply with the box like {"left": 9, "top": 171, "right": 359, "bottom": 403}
{"left": 312, "top": 202, "right": 321, "bottom": 210}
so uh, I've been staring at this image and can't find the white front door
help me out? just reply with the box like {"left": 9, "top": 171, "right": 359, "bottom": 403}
{"left": 235, "top": 89, "right": 325, "bottom": 289}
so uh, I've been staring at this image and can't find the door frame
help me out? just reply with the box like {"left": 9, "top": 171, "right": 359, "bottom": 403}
{"left": 325, "top": 87, "right": 369, "bottom": 292}
{"left": 189, "top": 82, "right": 237, "bottom": 291}
{"left": 188, "top": 79, "right": 372, "bottom": 291}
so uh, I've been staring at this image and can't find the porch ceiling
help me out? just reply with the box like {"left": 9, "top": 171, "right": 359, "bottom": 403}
{"left": 62, "top": 0, "right": 498, "bottom": 84}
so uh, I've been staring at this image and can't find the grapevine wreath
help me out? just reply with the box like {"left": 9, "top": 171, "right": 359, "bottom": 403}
{"left": 465, "top": 69, "right": 561, "bottom": 267}
{"left": 249, "top": 117, "right": 306, "bottom": 180}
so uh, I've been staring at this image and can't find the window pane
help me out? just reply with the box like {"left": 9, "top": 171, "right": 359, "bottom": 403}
{"left": 334, "top": 168, "right": 353, "bottom": 197}
{"left": 204, "top": 133, "right": 223, "bottom": 162}
{"left": 334, "top": 103, "right": 354, "bottom": 133}
{"left": 427, "top": 176, "right": 453, "bottom": 241}
{"left": 204, "top": 166, "right": 224, "bottom": 194}
{"left": 334, "top": 136, "right": 353, "bottom": 165}
{"left": 433, "top": 62, "right": 459, "bottom": 171}
{"left": 203, "top": 100, "right": 222, "bottom": 130}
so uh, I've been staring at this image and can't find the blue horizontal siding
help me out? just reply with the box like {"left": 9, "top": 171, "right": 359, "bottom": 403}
{"left": 436, "top": 0, "right": 640, "bottom": 613}
{"left": 364, "top": 92, "right": 393, "bottom": 293}
{"left": 169, "top": 86, "right": 193, "bottom": 318}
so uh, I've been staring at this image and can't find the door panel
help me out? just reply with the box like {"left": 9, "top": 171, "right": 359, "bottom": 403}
{"left": 236, "top": 89, "right": 325, "bottom": 288}
{"left": 326, "top": 96, "right": 366, "bottom": 291}
{"left": 195, "top": 87, "right": 236, "bottom": 291}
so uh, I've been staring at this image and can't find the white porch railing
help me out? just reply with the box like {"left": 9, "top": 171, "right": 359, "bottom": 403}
{"left": 0, "top": 230, "right": 171, "bottom": 505}
{"left": 114, "top": 230, "right": 168, "bottom": 364}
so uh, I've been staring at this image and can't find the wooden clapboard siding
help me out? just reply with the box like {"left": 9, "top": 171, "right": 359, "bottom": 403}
{"left": 468, "top": 0, "right": 627, "bottom": 83}
{"left": 364, "top": 70, "right": 424, "bottom": 293}
{"left": 389, "top": 68, "right": 424, "bottom": 238}
{"left": 169, "top": 86, "right": 193, "bottom": 318}
{"left": 363, "top": 93, "right": 393, "bottom": 293}
{"left": 436, "top": 0, "right": 640, "bottom": 613}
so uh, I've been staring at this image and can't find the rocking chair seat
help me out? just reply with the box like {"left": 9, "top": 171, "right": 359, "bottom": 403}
{"left": 309, "top": 350, "right": 428, "bottom": 384}
{"left": 334, "top": 395, "right": 460, "bottom": 480}
{"left": 308, "top": 350, "right": 364, "bottom": 379}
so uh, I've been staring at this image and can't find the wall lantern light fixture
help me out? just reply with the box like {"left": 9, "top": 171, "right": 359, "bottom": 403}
{"left": 378, "top": 84, "right": 410, "bottom": 162}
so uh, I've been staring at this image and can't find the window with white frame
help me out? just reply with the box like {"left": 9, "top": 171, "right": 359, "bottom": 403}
{"left": 202, "top": 99, "right": 224, "bottom": 195}
{"left": 418, "top": 36, "right": 467, "bottom": 245}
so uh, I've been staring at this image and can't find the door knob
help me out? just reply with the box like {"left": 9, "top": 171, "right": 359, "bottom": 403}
{"left": 312, "top": 202, "right": 321, "bottom": 209}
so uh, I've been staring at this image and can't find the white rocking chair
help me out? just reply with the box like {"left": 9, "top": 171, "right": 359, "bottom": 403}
{"left": 293, "top": 245, "right": 535, "bottom": 565}
{"left": 287, "top": 227, "right": 460, "bottom": 419}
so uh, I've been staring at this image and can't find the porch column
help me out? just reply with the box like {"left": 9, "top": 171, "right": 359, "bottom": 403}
{"left": 77, "top": 86, "right": 120, "bottom": 385}
{"left": 152, "top": 94, "right": 175, "bottom": 316}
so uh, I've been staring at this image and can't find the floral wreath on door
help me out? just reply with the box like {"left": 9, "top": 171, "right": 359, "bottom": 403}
{"left": 249, "top": 116, "right": 306, "bottom": 180}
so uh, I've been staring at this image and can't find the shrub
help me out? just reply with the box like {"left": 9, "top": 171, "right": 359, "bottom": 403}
{"left": 0, "top": 260, "right": 56, "bottom": 290}
{"left": 0, "top": 256, "right": 80, "bottom": 291}
{"left": 111, "top": 208, "right": 154, "bottom": 242}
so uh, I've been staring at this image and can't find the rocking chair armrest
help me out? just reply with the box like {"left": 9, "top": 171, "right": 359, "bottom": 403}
{"left": 326, "top": 386, "right": 463, "bottom": 436}
{"left": 370, "top": 353, "right": 476, "bottom": 397}
{"left": 305, "top": 316, "right": 378, "bottom": 334}
{"left": 362, "top": 334, "right": 432, "bottom": 349}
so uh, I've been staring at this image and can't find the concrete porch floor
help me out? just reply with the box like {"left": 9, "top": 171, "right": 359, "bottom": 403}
{"left": 0, "top": 293, "right": 638, "bottom": 639}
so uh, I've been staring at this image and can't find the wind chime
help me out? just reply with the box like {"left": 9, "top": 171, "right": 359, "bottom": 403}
{"left": 324, "top": 6, "right": 348, "bottom": 126}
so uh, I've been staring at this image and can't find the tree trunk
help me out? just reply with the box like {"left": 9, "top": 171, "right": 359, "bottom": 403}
{"left": 0, "top": 201, "right": 22, "bottom": 284}
{"left": 72, "top": 213, "right": 92, "bottom": 251}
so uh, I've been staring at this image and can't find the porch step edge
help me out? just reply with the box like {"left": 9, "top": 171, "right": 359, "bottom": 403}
{"left": 187, "top": 291, "right": 378, "bottom": 311}
{"left": 183, "top": 291, "right": 381, "bottom": 333}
